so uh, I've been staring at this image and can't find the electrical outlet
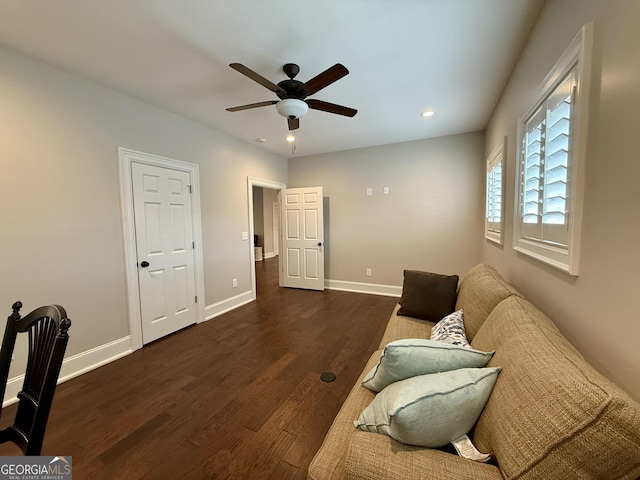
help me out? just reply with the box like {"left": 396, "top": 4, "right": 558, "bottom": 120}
{"left": 366, "top": 188, "right": 372, "bottom": 196}
{"left": 366, "top": 268, "right": 372, "bottom": 277}
{"left": 232, "top": 278, "right": 238, "bottom": 288}
{"left": 241, "top": 232, "right": 249, "bottom": 240}
{"left": 383, "top": 186, "right": 389, "bottom": 195}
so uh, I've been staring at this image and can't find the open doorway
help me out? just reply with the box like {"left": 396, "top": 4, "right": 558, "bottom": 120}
{"left": 252, "top": 186, "right": 279, "bottom": 264}
{"left": 247, "top": 177, "right": 286, "bottom": 300}
{"left": 252, "top": 185, "right": 280, "bottom": 294}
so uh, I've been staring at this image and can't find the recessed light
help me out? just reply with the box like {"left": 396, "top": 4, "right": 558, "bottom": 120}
{"left": 421, "top": 109, "right": 436, "bottom": 118}
{"left": 254, "top": 138, "right": 267, "bottom": 143}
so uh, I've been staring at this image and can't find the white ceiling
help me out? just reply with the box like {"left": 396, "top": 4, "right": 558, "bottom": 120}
{"left": 0, "top": 0, "right": 544, "bottom": 158}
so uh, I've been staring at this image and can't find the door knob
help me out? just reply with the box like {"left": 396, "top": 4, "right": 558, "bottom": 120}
{"left": 140, "top": 261, "right": 150, "bottom": 268}
{"left": 317, "top": 242, "right": 323, "bottom": 247}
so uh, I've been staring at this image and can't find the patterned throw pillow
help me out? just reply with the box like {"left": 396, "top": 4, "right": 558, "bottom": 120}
{"left": 429, "top": 309, "right": 470, "bottom": 348}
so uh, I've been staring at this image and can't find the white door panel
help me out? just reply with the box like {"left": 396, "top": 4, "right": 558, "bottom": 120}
{"left": 132, "top": 162, "right": 197, "bottom": 343}
{"left": 281, "top": 187, "right": 324, "bottom": 290}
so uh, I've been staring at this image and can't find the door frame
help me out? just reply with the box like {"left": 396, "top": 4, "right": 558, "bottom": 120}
{"left": 119, "top": 148, "right": 205, "bottom": 351}
{"left": 247, "top": 176, "right": 286, "bottom": 300}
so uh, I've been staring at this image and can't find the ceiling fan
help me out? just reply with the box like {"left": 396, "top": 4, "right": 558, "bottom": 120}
{"left": 226, "top": 62, "right": 357, "bottom": 131}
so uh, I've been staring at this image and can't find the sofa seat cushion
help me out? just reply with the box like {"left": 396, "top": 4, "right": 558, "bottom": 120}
{"left": 470, "top": 296, "right": 640, "bottom": 480}
{"left": 344, "top": 432, "right": 502, "bottom": 480}
{"left": 455, "top": 264, "right": 522, "bottom": 341}
{"left": 308, "top": 351, "right": 381, "bottom": 480}
{"left": 379, "top": 304, "right": 434, "bottom": 348}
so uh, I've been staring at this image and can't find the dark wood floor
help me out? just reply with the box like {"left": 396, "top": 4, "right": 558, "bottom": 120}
{"left": 0, "top": 257, "right": 398, "bottom": 479}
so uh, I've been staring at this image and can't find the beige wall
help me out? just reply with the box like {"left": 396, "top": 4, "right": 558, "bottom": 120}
{"left": 0, "top": 46, "right": 287, "bottom": 365}
{"left": 483, "top": 0, "right": 640, "bottom": 400}
{"left": 288, "top": 132, "right": 485, "bottom": 286}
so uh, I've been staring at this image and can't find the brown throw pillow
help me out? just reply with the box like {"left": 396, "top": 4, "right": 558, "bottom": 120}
{"left": 397, "top": 270, "right": 459, "bottom": 321}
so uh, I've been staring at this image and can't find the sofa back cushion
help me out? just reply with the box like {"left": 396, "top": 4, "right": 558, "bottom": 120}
{"left": 379, "top": 304, "right": 433, "bottom": 348}
{"left": 455, "top": 264, "right": 521, "bottom": 341}
{"left": 470, "top": 296, "right": 640, "bottom": 480}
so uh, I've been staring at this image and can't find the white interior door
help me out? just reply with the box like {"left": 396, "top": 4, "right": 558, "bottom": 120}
{"left": 281, "top": 187, "right": 324, "bottom": 290}
{"left": 132, "top": 162, "right": 197, "bottom": 344}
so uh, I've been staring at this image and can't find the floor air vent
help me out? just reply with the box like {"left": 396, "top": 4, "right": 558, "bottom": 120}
{"left": 320, "top": 372, "right": 336, "bottom": 382}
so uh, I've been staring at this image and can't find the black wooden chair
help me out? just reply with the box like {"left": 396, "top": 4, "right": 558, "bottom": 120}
{"left": 0, "top": 301, "right": 71, "bottom": 455}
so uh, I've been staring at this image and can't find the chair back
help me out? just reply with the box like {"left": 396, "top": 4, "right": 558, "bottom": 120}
{"left": 0, "top": 301, "right": 71, "bottom": 455}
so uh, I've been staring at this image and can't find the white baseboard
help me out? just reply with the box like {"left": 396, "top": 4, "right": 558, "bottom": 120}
{"left": 264, "top": 251, "right": 277, "bottom": 259}
{"left": 204, "top": 290, "right": 254, "bottom": 321}
{"left": 3, "top": 336, "right": 132, "bottom": 408}
{"left": 325, "top": 279, "right": 402, "bottom": 297}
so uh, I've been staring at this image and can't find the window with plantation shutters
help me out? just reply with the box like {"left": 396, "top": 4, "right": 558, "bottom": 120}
{"left": 513, "top": 24, "right": 592, "bottom": 276}
{"left": 485, "top": 137, "right": 506, "bottom": 245}
{"left": 519, "top": 71, "right": 574, "bottom": 246}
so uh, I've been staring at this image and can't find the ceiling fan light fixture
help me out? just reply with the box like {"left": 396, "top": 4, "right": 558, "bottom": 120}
{"left": 286, "top": 132, "right": 296, "bottom": 142}
{"left": 276, "top": 99, "right": 309, "bottom": 119}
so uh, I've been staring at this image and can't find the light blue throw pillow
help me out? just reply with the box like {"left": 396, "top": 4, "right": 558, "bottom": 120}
{"left": 354, "top": 367, "right": 501, "bottom": 448}
{"left": 361, "top": 339, "right": 494, "bottom": 392}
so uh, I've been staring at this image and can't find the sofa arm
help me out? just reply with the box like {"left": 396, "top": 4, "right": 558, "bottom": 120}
{"left": 345, "top": 432, "right": 502, "bottom": 480}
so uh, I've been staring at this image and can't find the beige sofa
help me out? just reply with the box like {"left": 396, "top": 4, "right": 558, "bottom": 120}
{"left": 308, "top": 264, "right": 640, "bottom": 480}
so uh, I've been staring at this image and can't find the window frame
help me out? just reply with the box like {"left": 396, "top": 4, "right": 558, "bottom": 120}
{"left": 513, "top": 23, "right": 593, "bottom": 276}
{"left": 485, "top": 136, "right": 507, "bottom": 245}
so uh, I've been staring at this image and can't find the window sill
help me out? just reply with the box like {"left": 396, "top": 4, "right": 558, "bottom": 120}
{"left": 513, "top": 238, "right": 578, "bottom": 276}
{"left": 485, "top": 231, "right": 503, "bottom": 246}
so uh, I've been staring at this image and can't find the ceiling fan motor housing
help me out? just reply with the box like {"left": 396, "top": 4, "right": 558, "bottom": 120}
{"left": 276, "top": 98, "right": 309, "bottom": 119}
{"left": 276, "top": 81, "right": 308, "bottom": 100}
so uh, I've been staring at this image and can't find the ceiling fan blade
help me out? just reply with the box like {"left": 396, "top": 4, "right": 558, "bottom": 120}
{"left": 226, "top": 100, "right": 278, "bottom": 112}
{"left": 288, "top": 117, "right": 300, "bottom": 130}
{"left": 306, "top": 99, "right": 357, "bottom": 117}
{"left": 303, "top": 64, "right": 349, "bottom": 96}
{"left": 229, "top": 63, "right": 286, "bottom": 95}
